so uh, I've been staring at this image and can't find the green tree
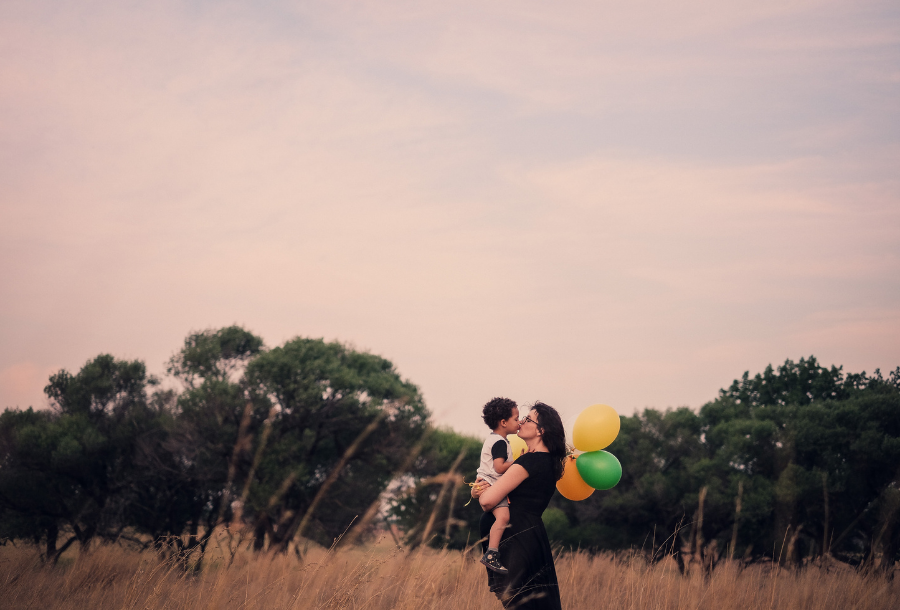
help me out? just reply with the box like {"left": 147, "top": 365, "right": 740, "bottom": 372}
{"left": 552, "top": 358, "right": 900, "bottom": 573}
{"left": 167, "top": 325, "right": 265, "bottom": 387}
{"left": 0, "top": 355, "right": 160, "bottom": 561}
{"left": 387, "top": 427, "right": 481, "bottom": 549}
{"left": 698, "top": 361, "right": 900, "bottom": 568}
{"left": 1, "top": 329, "right": 438, "bottom": 560}
{"left": 242, "top": 337, "right": 428, "bottom": 551}
{"left": 561, "top": 407, "right": 706, "bottom": 556}
{"left": 146, "top": 326, "right": 267, "bottom": 557}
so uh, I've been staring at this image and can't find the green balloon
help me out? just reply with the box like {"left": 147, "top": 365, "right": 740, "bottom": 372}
{"left": 576, "top": 450, "right": 622, "bottom": 490}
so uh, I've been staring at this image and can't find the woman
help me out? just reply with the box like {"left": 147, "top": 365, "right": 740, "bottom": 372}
{"left": 473, "top": 402, "right": 567, "bottom": 610}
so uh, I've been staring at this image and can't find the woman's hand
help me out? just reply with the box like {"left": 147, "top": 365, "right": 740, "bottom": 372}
{"left": 479, "top": 464, "right": 529, "bottom": 511}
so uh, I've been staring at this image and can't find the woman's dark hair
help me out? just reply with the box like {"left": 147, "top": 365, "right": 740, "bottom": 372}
{"left": 529, "top": 402, "right": 567, "bottom": 481}
{"left": 482, "top": 397, "right": 517, "bottom": 430}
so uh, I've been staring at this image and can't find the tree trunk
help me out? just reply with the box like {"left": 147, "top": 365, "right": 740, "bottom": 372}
{"left": 875, "top": 487, "right": 900, "bottom": 575}
{"left": 693, "top": 487, "right": 707, "bottom": 573}
{"left": 783, "top": 523, "right": 804, "bottom": 569}
{"left": 45, "top": 523, "right": 58, "bottom": 562}
{"left": 50, "top": 535, "right": 78, "bottom": 565}
{"left": 730, "top": 481, "right": 743, "bottom": 560}
{"left": 822, "top": 472, "right": 829, "bottom": 557}
{"left": 675, "top": 547, "right": 686, "bottom": 575}
{"left": 253, "top": 515, "right": 268, "bottom": 552}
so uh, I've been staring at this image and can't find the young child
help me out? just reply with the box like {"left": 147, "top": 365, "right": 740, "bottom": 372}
{"left": 477, "top": 397, "right": 521, "bottom": 574}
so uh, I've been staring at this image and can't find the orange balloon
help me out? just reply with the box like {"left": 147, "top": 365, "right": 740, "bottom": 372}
{"left": 556, "top": 455, "right": 595, "bottom": 501}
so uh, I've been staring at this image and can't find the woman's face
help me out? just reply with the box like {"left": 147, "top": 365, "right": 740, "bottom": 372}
{"left": 517, "top": 411, "right": 541, "bottom": 440}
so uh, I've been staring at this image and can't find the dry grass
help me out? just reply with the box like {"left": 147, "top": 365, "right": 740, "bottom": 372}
{"left": 1, "top": 537, "right": 897, "bottom": 610}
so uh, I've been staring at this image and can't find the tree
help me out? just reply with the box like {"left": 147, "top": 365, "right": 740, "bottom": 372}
{"left": 167, "top": 326, "right": 264, "bottom": 388}
{"left": 0, "top": 330, "right": 436, "bottom": 559}
{"left": 561, "top": 407, "right": 707, "bottom": 558}
{"left": 241, "top": 337, "right": 428, "bottom": 551}
{"left": 0, "top": 355, "right": 160, "bottom": 562}
{"left": 550, "top": 358, "right": 900, "bottom": 574}
{"left": 143, "top": 326, "right": 268, "bottom": 558}
{"left": 698, "top": 360, "right": 900, "bottom": 568}
{"left": 387, "top": 427, "right": 482, "bottom": 549}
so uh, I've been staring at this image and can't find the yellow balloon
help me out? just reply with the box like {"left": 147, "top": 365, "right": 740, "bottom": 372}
{"left": 556, "top": 455, "right": 594, "bottom": 501}
{"left": 508, "top": 434, "right": 528, "bottom": 460}
{"left": 572, "top": 404, "right": 620, "bottom": 452}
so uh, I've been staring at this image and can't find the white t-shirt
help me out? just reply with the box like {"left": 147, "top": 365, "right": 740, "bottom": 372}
{"left": 476, "top": 432, "right": 511, "bottom": 484}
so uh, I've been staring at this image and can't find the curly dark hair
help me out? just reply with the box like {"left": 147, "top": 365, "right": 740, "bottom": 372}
{"left": 528, "top": 402, "right": 567, "bottom": 481}
{"left": 482, "top": 397, "right": 518, "bottom": 430}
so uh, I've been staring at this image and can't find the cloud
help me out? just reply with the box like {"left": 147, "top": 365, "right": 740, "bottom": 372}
{"left": 0, "top": 0, "right": 897, "bottom": 435}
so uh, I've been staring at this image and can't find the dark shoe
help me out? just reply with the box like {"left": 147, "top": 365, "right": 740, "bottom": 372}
{"left": 480, "top": 550, "right": 509, "bottom": 574}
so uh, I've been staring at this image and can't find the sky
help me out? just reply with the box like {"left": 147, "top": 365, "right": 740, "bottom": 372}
{"left": 1, "top": 0, "right": 898, "bottom": 437}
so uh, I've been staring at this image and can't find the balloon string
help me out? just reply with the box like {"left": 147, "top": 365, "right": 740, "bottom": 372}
{"left": 463, "top": 480, "right": 482, "bottom": 507}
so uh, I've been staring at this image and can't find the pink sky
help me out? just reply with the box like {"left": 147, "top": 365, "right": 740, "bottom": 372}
{"left": 2, "top": 0, "right": 898, "bottom": 437}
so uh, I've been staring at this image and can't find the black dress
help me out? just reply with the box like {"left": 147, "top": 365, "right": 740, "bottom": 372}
{"left": 480, "top": 452, "right": 562, "bottom": 610}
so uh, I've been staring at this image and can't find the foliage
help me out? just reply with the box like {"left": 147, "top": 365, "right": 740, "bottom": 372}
{"left": 0, "top": 327, "right": 435, "bottom": 560}
{"left": 167, "top": 326, "right": 264, "bottom": 387}
{"left": 2, "top": 344, "right": 898, "bottom": 575}
{"left": 552, "top": 357, "right": 900, "bottom": 572}
{"left": 242, "top": 337, "right": 428, "bottom": 549}
{"left": 387, "top": 427, "right": 482, "bottom": 549}
{"left": 0, "top": 355, "right": 160, "bottom": 561}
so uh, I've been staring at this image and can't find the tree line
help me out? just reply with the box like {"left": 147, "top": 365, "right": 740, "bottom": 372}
{"left": 545, "top": 357, "right": 900, "bottom": 574}
{"left": 1, "top": 328, "right": 898, "bottom": 573}
{"left": 0, "top": 327, "right": 437, "bottom": 563}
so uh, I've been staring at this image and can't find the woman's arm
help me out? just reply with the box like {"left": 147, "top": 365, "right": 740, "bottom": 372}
{"left": 478, "top": 464, "right": 529, "bottom": 511}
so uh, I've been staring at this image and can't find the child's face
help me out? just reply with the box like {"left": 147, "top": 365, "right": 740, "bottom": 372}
{"left": 502, "top": 407, "right": 520, "bottom": 434}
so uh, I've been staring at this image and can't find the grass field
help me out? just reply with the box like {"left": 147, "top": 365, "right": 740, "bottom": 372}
{"left": 1, "top": 536, "right": 897, "bottom": 609}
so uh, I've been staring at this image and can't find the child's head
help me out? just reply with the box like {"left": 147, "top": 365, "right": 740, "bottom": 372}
{"left": 482, "top": 397, "right": 520, "bottom": 434}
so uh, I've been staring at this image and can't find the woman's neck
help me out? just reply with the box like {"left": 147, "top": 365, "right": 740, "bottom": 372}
{"left": 525, "top": 438, "right": 549, "bottom": 453}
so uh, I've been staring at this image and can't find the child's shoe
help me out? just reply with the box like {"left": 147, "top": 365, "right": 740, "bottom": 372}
{"left": 480, "top": 549, "right": 508, "bottom": 574}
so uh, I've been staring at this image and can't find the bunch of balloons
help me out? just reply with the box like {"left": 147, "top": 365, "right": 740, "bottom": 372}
{"left": 556, "top": 404, "right": 622, "bottom": 501}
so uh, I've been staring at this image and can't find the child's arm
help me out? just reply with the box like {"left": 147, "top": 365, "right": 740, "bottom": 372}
{"left": 493, "top": 457, "right": 512, "bottom": 475}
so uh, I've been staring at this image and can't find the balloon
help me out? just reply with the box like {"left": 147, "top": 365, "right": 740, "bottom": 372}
{"left": 576, "top": 450, "right": 622, "bottom": 490}
{"left": 572, "top": 404, "right": 620, "bottom": 452}
{"left": 556, "top": 455, "right": 595, "bottom": 501}
{"left": 508, "top": 434, "right": 528, "bottom": 460}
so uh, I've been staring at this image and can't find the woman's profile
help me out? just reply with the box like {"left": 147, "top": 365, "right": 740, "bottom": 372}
{"left": 473, "top": 401, "right": 567, "bottom": 610}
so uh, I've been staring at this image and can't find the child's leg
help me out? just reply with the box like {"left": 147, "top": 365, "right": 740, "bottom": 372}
{"left": 481, "top": 506, "right": 510, "bottom": 574}
{"left": 488, "top": 506, "right": 510, "bottom": 550}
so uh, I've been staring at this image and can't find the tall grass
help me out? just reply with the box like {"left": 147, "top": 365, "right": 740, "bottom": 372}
{"left": 1, "top": 537, "right": 897, "bottom": 609}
